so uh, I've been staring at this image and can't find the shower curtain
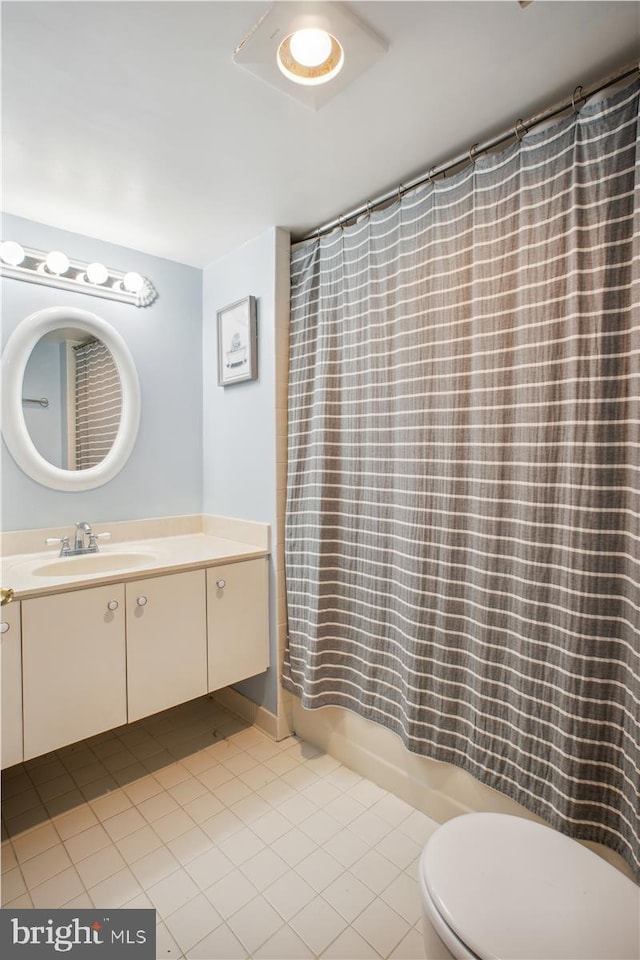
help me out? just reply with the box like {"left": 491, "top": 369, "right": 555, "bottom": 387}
{"left": 283, "top": 79, "right": 640, "bottom": 878}
{"left": 73, "top": 338, "right": 122, "bottom": 469}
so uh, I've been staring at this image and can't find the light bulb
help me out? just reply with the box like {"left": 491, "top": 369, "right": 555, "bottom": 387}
{"left": 277, "top": 30, "right": 343, "bottom": 86}
{"left": 123, "top": 271, "right": 144, "bottom": 294}
{"left": 289, "top": 28, "right": 332, "bottom": 67}
{"left": 0, "top": 240, "right": 25, "bottom": 266}
{"left": 86, "top": 262, "right": 108, "bottom": 285}
{"left": 45, "top": 250, "right": 69, "bottom": 275}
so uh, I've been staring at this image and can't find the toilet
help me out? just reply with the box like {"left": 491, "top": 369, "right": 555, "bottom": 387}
{"left": 419, "top": 813, "right": 640, "bottom": 960}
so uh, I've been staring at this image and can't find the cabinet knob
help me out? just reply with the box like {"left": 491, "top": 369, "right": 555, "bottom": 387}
{"left": 136, "top": 596, "right": 148, "bottom": 607}
{"left": 0, "top": 621, "right": 9, "bottom": 634}
{"left": 1, "top": 588, "right": 14, "bottom": 607}
{"left": 216, "top": 579, "right": 226, "bottom": 589}
{"left": 107, "top": 600, "right": 119, "bottom": 611}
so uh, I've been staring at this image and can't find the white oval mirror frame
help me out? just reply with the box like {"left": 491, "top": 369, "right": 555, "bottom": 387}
{"left": 2, "top": 306, "right": 140, "bottom": 491}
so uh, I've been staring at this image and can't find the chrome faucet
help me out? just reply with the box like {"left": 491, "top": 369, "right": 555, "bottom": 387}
{"left": 45, "top": 522, "right": 110, "bottom": 557}
{"left": 74, "top": 521, "right": 95, "bottom": 552}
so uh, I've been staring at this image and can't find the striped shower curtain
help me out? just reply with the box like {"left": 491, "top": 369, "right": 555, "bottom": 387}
{"left": 283, "top": 79, "right": 640, "bottom": 878}
{"left": 73, "top": 338, "right": 122, "bottom": 469}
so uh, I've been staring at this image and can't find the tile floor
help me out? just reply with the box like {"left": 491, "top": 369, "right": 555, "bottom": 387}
{"left": 1, "top": 696, "right": 437, "bottom": 959}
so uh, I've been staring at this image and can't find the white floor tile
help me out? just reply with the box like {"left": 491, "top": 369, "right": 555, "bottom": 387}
{"left": 322, "top": 869, "right": 377, "bottom": 923}
{"left": 63, "top": 824, "right": 112, "bottom": 863}
{"left": 321, "top": 925, "right": 383, "bottom": 959}
{"left": 115, "top": 824, "right": 164, "bottom": 865}
{"left": 351, "top": 848, "right": 401, "bottom": 894}
{"left": 204, "top": 868, "right": 258, "bottom": 919}
{"left": 11, "top": 822, "right": 60, "bottom": 863}
{"left": 253, "top": 922, "right": 315, "bottom": 959}
{"left": 226, "top": 893, "right": 285, "bottom": 954}
{"left": 262, "top": 869, "right": 316, "bottom": 921}
{"left": 389, "top": 925, "right": 428, "bottom": 959}
{"left": 269, "top": 826, "right": 318, "bottom": 867}
{"left": 380, "top": 870, "right": 424, "bottom": 925}
{"left": 20, "top": 843, "right": 73, "bottom": 888}
{"left": 184, "top": 846, "right": 234, "bottom": 889}
{"left": 74, "top": 844, "right": 126, "bottom": 888}
{"left": 88, "top": 865, "right": 143, "bottom": 907}
{"left": 377, "top": 827, "right": 424, "bottom": 870}
{"left": 289, "top": 894, "right": 349, "bottom": 955}
{"left": 352, "top": 898, "right": 411, "bottom": 957}
{"left": 147, "top": 866, "right": 201, "bottom": 919}
{"left": 164, "top": 892, "right": 223, "bottom": 953}
{"left": 323, "top": 826, "right": 370, "bottom": 867}
{"left": 166, "top": 826, "right": 214, "bottom": 865}
{"left": 30, "top": 866, "right": 85, "bottom": 908}
{"left": 54, "top": 805, "right": 100, "bottom": 841}
{"left": 185, "top": 922, "right": 248, "bottom": 959}
{"left": 240, "top": 846, "right": 289, "bottom": 891}
{"left": 155, "top": 921, "right": 184, "bottom": 960}
{"left": 129, "top": 845, "right": 181, "bottom": 888}
{"left": 295, "top": 846, "right": 345, "bottom": 892}
{"left": 218, "top": 825, "right": 265, "bottom": 865}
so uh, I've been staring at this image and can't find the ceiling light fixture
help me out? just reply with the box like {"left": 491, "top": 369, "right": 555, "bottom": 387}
{"left": 0, "top": 243, "right": 157, "bottom": 307}
{"left": 277, "top": 27, "right": 344, "bottom": 86}
{"left": 234, "top": 1, "right": 387, "bottom": 110}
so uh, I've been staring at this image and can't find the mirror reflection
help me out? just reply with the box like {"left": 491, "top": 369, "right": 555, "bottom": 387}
{"left": 22, "top": 329, "right": 122, "bottom": 471}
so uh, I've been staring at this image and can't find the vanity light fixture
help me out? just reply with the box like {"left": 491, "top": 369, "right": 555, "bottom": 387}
{"left": 0, "top": 240, "right": 25, "bottom": 266}
{"left": 234, "top": 1, "right": 386, "bottom": 110}
{"left": 0, "top": 243, "right": 157, "bottom": 307}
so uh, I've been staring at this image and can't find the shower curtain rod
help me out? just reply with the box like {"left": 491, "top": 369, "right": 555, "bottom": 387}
{"left": 300, "top": 61, "right": 639, "bottom": 241}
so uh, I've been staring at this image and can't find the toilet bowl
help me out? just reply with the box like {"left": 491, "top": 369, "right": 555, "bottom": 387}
{"left": 419, "top": 813, "right": 640, "bottom": 960}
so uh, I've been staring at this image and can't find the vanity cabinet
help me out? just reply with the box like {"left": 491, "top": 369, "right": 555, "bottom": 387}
{"left": 21, "top": 585, "right": 127, "bottom": 760}
{"left": 1, "top": 601, "right": 23, "bottom": 769}
{"left": 126, "top": 570, "right": 207, "bottom": 722}
{"left": 10, "top": 555, "right": 269, "bottom": 764}
{"left": 207, "top": 558, "right": 269, "bottom": 691}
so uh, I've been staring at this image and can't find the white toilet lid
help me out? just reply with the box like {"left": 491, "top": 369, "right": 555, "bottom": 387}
{"left": 422, "top": 813, "right": 640, "bottom": 960}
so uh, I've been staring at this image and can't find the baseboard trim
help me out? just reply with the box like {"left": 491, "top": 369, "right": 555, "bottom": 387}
{"left": 212, "top": 687, "right": 281, "bottom": 741}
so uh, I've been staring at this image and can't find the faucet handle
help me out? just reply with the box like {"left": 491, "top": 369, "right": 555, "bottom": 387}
{"left": 45, "top": 536, "right": 70, "bottom": 555}
{"left": 87, "top": 531, "right": 111, "bottom": 550}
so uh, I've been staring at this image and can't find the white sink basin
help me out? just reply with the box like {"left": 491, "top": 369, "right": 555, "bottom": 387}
{"left": 31, "top": 552, "right": 156, "bottom": 577}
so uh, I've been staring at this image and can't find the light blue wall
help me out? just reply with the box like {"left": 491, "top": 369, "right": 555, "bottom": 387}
{"left": 1, "top": 214, "right": 203, "bottom": 531}
{"left": 202, "top": 227, "right": 284, "bottom": 716}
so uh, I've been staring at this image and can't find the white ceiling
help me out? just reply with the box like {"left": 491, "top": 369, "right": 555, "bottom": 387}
{"left": 2, "top": 1, "right": 638, "bottom": 268}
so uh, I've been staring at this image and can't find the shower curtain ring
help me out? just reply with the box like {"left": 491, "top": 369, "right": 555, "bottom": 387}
{"left": 428, "top": 166, "right": 437, "bottom": 184}
{"left": 469, "top": 143, "right": 479, "bottom": 165}
{"left": 572, "top": 85, "right": 585, "bottom": 113}
{"left": 397, "top": 183, "right": 405, "bottom": 202}
{"left": 514, "top": 119, "right": 526, "bottom": 142}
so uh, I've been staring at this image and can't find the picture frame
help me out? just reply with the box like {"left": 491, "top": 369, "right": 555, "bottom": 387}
{"left": 216, "top": 296, "right": 258, "bottom": 386}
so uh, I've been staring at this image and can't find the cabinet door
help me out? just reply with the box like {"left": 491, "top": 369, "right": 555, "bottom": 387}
{"left": 1, "top": 601, "right": 23, "bottom": 768}
{"left": 22, "top": 585, "right": 126, "bottom": 761}
{"left": 207, "top": 558, "right": 269, "bottom": 691}
{"left": 126, "top": 570, "right": 207, "bottom": 723}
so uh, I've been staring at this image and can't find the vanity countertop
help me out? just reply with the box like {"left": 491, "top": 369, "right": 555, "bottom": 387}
{"left": 2, "top": 533, "right": 269, "bottom": 600}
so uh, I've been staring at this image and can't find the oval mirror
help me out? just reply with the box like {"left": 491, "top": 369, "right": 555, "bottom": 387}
{"left": 2, "top": 306, "right": 140, "bottom": 491}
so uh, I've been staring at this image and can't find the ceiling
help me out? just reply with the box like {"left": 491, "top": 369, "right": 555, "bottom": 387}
{"left": 1, "top": 1, "right": 638, "bottom": 268}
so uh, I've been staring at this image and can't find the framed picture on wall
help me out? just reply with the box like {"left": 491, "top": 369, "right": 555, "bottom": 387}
{"left": 216, "top": 296, "right": 258, "bottom": 386}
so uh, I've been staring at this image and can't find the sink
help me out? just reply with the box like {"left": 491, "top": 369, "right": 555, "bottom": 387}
{"left": 31, "top": 552, "right": 156, "bottom": 577}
